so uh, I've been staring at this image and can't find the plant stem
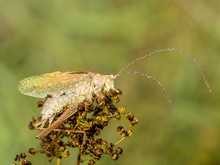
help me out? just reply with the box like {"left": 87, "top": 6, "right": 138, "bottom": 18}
{"left": 76, "top": 148, "right": 81, "bottom": 165}
{"left": 57, "top": 158, "right": 61, "bottom": 165}
{"left": 115, "top": 137, "right": 125, "bottom": 146}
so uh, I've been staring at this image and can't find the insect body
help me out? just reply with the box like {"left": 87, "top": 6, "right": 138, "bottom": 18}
{"left": 18, "top": 71, "right": 116, "bottom": 129}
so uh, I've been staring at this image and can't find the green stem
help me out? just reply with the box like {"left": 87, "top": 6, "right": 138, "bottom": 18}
{"left": 76, "top": 148, "right": 81, "bottom": 165}
{"left": 115, "top": 137, "right": 125, "bottom": 146}
{"left": 57, "top": 158, "right": 61, "bottom": 165}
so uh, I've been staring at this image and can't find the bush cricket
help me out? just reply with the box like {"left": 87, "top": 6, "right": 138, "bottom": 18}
{"left": 18, "top": 48, "right": 211, "bottom": 139}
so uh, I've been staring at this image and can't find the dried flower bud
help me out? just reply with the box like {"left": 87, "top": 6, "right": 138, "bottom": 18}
{"left": 20, "top": 159, "right": 31, "bottom": 165}
{"left": 20, "top": 153, "right": 26, "bottom": 159}
{"left": 116, "top": 147, "right": 123, "bottom": 155}
{"left": 14, "top": 155, "right": 20, "bottom": 161}
{"left": 106, "top": 148, "right": 113, "bottom": 155}
{"left": 125, "top": 112, "right": 134, "bottom": 121}
{"left": 28, "top": 148, "right": 36, "bottom": 156}
{"left": 111, "top": 153, "right": 119, "bottom": 160}
{"left": 116, "top": 126, "right": 124, "bottom": 133}
{"left": 130, "top": 118, "right": 138, "bottom": 126}
{"left": 88, "top": 159, "right": 96, "bottom": 165}
{"left": 118, "top": 107, "right": 125, "bottom": 114}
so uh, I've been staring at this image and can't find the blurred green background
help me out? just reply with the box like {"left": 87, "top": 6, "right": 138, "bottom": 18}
{"left": 1, "top": 0, "right": 220, "bottom": 164}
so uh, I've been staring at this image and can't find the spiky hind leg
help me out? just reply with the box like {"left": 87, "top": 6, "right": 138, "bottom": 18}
{"left": 36, "top": 103, "right": 78, "bottom": 139}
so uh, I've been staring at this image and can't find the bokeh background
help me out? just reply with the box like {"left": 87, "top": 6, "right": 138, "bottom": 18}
{"left": 1, "top": 0, "right": 220, "bottom": 164}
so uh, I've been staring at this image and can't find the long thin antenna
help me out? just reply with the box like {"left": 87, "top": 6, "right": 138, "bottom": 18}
{"left": 120, "top": 71, "right": 173, "bottom": 108}
{"left": 115, "top": 48, "right": 211, "bottom": 93}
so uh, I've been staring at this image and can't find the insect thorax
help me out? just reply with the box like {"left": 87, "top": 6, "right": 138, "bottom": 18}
{"left": 91, "top": 73, "right": 115, "bottom": 94}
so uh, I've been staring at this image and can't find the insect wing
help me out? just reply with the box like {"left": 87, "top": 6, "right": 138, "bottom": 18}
{"left": 18, "top": 71, "right": 91, "bottom": 98}
{"left": 46, "top": 72, "right": 90, "bottom": 96}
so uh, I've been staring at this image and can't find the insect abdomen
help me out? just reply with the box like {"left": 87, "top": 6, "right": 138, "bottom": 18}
{"left": 42, "top": 95, "right": 68, "bottom": 119}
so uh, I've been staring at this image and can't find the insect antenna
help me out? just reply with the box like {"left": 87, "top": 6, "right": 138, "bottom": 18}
{"left": 120, "top": 71, "right": 173, "bottom": 108}
{"left": 114, "top": 48, "right": 211, "bottom": 93}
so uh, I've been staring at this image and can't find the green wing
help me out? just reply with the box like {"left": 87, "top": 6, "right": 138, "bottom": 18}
{"left": 18, "top": 71, "right": 91, "bottom": 98}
